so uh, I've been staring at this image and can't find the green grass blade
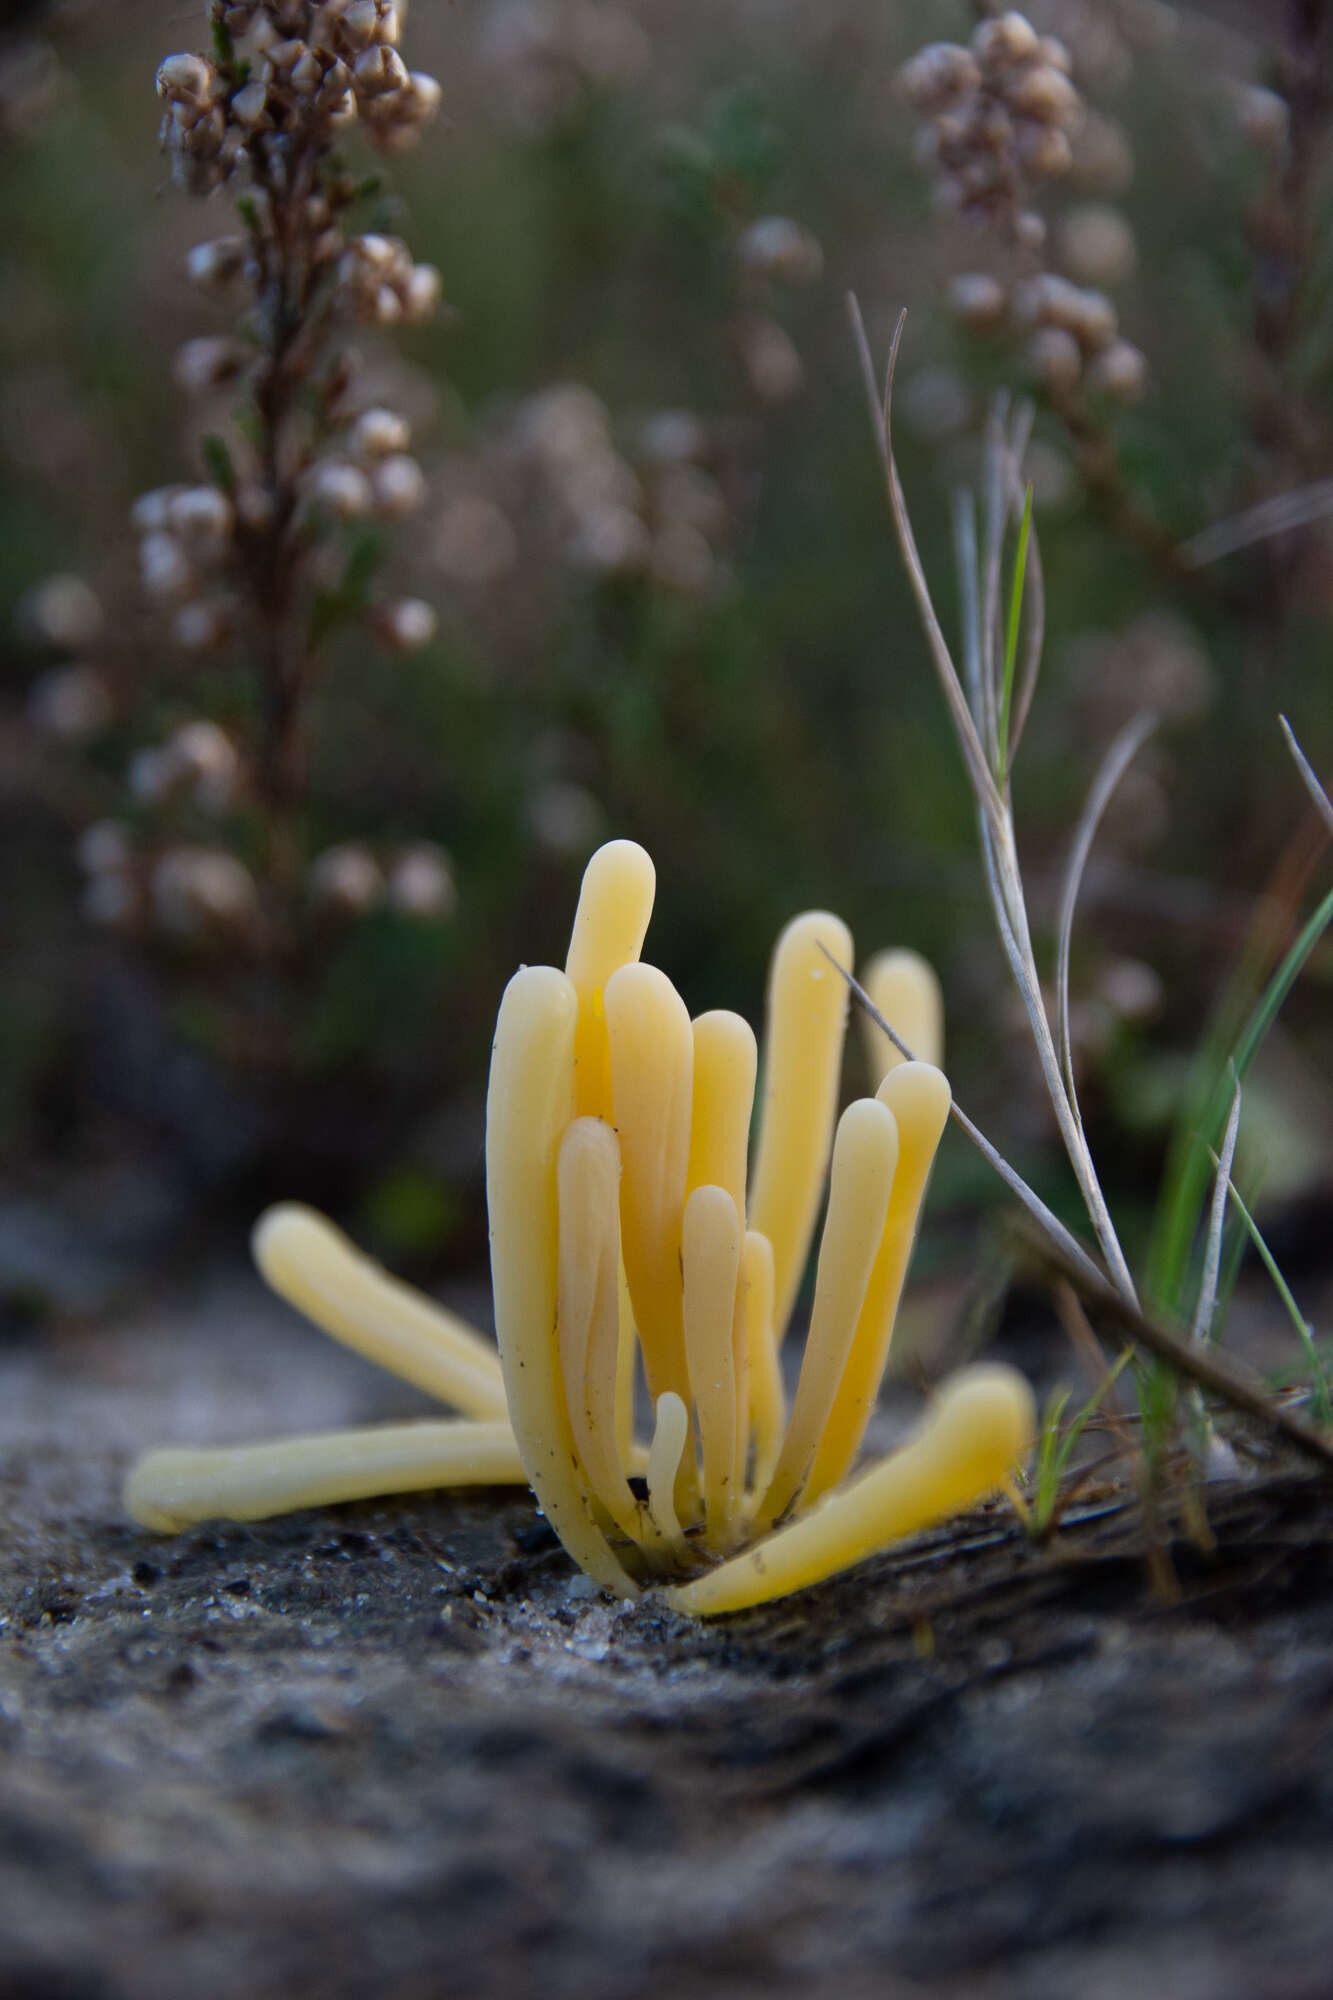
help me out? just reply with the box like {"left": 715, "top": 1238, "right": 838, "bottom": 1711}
{"left": 1223, "top": 1176, "right": 1330, "bottom": 1424}
{"left": 1230, "top": 884, "right": 1333, "bottom": 1073}
{"left": 1148, "top": 881, "right": 1333, "bottom": 1315}
{"left": 996, "top": 482, "right": 1032, "bottom": 786}
{"left": 1051, "top": 1348, "right": 1133, "bottom": 1486}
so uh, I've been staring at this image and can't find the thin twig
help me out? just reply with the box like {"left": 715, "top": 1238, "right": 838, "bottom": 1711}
{"left": 1015, "top": 1221, "right": 1333, "bottom": 1471}
{"left": 822, "top": 950, "right": 1109, "bottom": 1293}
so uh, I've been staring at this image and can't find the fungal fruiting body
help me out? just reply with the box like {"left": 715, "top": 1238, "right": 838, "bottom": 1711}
{"left": 125, "top": 840, "right": 1034, "bottom": 1614}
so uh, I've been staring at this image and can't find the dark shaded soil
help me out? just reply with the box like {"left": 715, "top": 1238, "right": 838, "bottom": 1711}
{"left": 5, "top": 1268, "right": 1333, "bottom": 2000}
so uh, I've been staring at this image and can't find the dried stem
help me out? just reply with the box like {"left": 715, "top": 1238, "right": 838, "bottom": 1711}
{"left": 822, "top": 948, "right": 1109, "bottom": 1298}
{"left": 1055, "top": 711, "right": 1158, "bottom": 1109}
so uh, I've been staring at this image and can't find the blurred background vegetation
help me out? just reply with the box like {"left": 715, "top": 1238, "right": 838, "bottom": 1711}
{"left": 1, "top": 0, "right": 1329, "bottom": 1326}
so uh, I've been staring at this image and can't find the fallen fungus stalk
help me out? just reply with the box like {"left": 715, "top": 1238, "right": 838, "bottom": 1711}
{"left": 126, "top": 840, "right": 1034, "bottom": 1613}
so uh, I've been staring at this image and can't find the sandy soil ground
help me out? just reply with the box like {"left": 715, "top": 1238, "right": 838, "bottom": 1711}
{"left": 4, "top": 1265, "right": 1333, "bottom": 2000}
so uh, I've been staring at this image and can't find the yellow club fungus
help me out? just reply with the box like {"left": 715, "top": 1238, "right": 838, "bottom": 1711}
{"left": 124, "top": 839, "right": 1034, "bottom": 1615}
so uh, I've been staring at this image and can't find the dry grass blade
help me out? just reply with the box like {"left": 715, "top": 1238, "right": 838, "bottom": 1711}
{"left": 952, "top": 489, "right": 984, "bottom": 718}
{"left": 979, "top": 816, "right": 1029, "bottom": 972}
{"left": 846, "top": 294, "right": 1004, "bottom": 824}
{"left": 849, "top": 293, "right": 1138, "bottom": 1312}
{"left": 1015, "top": 1222, "right": 1333, "bottom": 1471}
{"left": 1280, "top": 715, "right": 1333, "bottom": 840}
{"left": 1192, "top": 1074, "right": 1241, "bottom": 1344}
{"left": 979, "top": 817, "right": 1056, "bottom": 1065}
{"left": 822, "top": 948, "right": 1110, "bottom": 1295}
{"left": 976, "top": 812, "right": 1140, "bottom": 1308}
{"left": 979, "top": 399, "right": 1036, "bottom": 766}
{"left": 1180, "top": 478, "right": 1333, "bottom": 567}
{"left": 1055, "top": 711, "right": 1158, "bottom": 1105}
{"left": 980, "top": 398, "right": 1010, "bottom": 761}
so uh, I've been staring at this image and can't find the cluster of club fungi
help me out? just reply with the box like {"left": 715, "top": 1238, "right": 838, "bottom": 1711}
{"left": 126, "top": 841, "right": 1033, "bottom": 1615}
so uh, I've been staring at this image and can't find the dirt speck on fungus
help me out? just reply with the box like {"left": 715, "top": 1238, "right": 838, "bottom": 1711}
{"left": 5, "top": 1265, "right": 1333, "bottom": 2000}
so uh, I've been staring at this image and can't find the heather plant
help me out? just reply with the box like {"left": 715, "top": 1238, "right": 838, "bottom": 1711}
{"left": 114, "top": 0, "right": 447, "bottom": 937}
{"left": 5, "top": 1, "right": 469, "bottom": 1208}
{"left": 897, "top": 3, "right": 1333, "bottom": 612}
{"left": 900, "top": 14, "right": 1146, "bottom": 408}
{"left": 31, "top": 12, "right": 446, "bottom": 936}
